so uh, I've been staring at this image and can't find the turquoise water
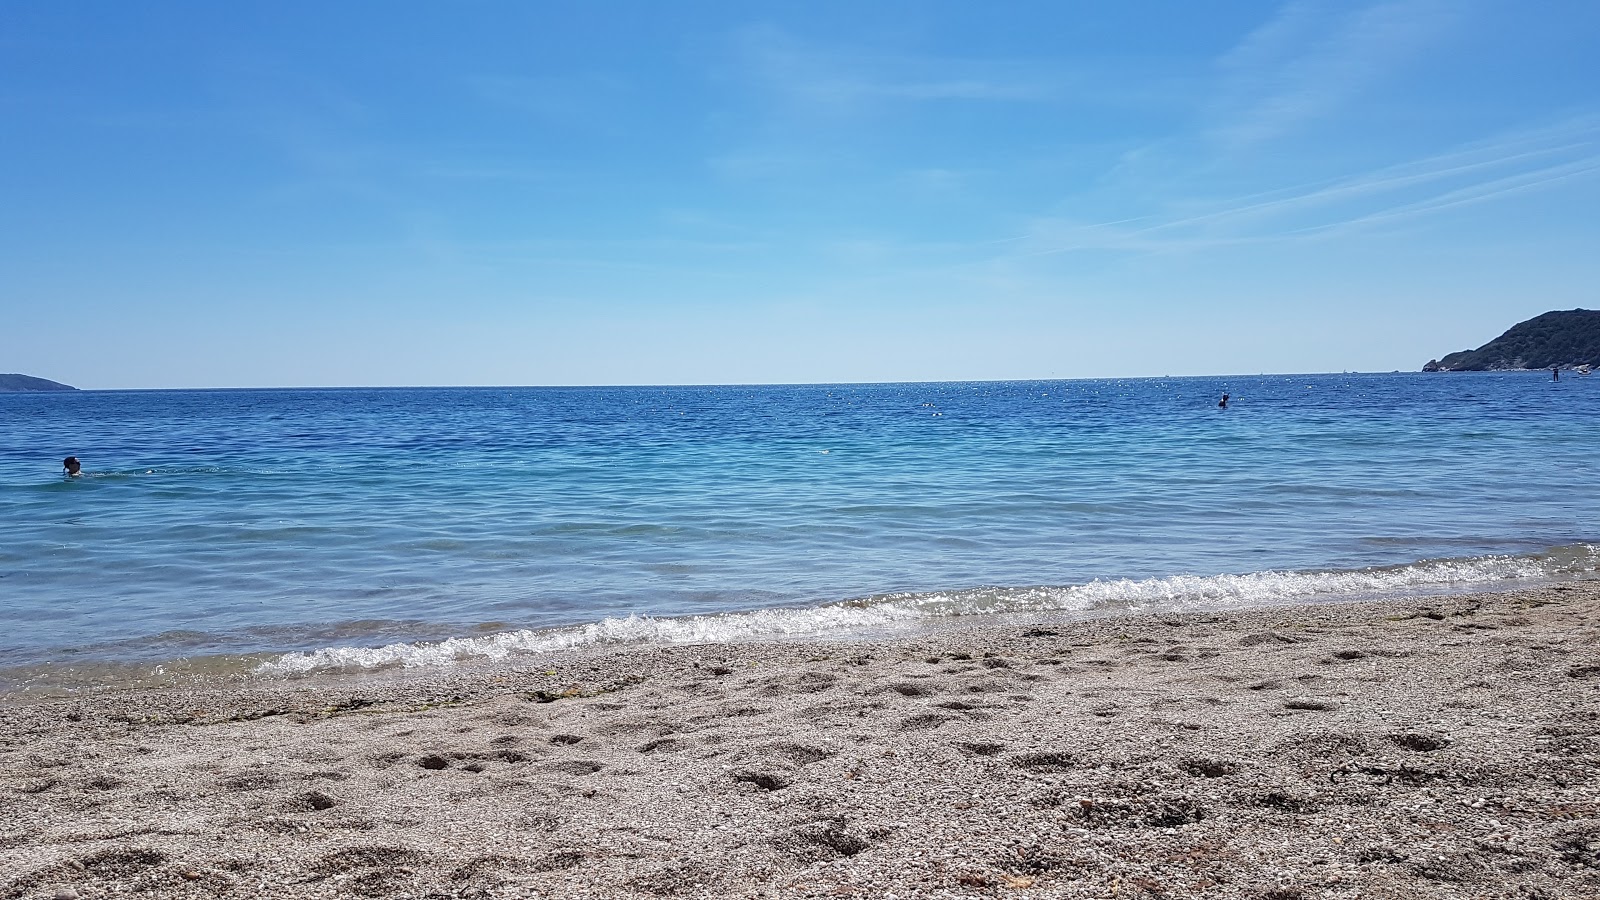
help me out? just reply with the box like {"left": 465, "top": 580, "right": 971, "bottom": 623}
{"left": 2, "top": 373, "right": 1597, "bottom": 684}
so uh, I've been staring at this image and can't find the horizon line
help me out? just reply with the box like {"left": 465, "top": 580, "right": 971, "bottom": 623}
{"left": 9, "top": 369, "right": 1501, "bottom": 393}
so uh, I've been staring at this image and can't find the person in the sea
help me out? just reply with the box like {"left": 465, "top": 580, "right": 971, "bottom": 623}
{"left": 1553, "top": 367, "right": 1560, "bottom": 381}
{"left": 1218, "top": 393, "right": 1229, "bottom": 408}
{"left": 63, "top": 456, "right": 82, "bottom": 476}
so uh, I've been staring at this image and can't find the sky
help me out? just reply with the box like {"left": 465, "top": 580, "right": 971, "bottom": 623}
{"left": 3, "top": 1, "right": 1598, "bottom": 389}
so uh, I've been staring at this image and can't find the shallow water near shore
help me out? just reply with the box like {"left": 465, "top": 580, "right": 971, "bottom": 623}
{"left": 3, "top": 373, "right": 1599, "bottom": 687}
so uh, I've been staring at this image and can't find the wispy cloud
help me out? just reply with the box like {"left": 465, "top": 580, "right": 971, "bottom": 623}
{"left": 725, "top": 24, "right": 1184, "bottom": 118}
{"left": 1016, "top": 115, "right": 1600, "bottom": 255}
{"left": 732, "top": 25, "right": 1061, "bottom": 112}
{"left": 1282, "top": 151, "right": 1600, "bottom": 236}
{"left": 1208, "top": 0, "right": 1464, "bottom": 146}
{"left": 1167, "top": 117, "right": 1599, "bottom": 230}
{"left": 709, "top": 25, "right": 1182, "bottom": 186}
{"left": 994, "top": 1, "right": 1595, "bottom": 259}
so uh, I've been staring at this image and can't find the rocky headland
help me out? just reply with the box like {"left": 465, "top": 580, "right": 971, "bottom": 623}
{"left": 0, "top": 374, "right": 77, "bottom": 392}
{"left": 1424, "top": 309, "right": 1600, "bottom": 372}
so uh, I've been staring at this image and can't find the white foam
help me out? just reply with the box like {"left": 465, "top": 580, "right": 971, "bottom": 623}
{"left": 256, "top": 546, "right": 1598, "bottom": 676}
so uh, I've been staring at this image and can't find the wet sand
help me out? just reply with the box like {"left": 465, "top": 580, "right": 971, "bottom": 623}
{"left": 3, "top": 586, "right": 1598, "bottom": 899}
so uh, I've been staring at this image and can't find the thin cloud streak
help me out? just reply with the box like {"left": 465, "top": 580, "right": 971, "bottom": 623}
{"left": 1208, "top": 0, "right": 1463, "bottom": 146}
{"left": 1017, "top": 116, "right": 1600, "bottom": 257}
{"left": 1144, "top": 139, "right": 1594, "bottom": 236}
{"left": 1283, "top": 154, "right": 1600, "bottom": 236}
{"left": 728, "top": 24, "right": 1164, "bottom": 114}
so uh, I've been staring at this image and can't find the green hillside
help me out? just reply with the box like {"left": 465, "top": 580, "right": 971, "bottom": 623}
{"left": 0, "top": 373, "right": 78, "bottom": 392}
{"left": 1423, "top": 309, "right": 1600, "bottom": 371}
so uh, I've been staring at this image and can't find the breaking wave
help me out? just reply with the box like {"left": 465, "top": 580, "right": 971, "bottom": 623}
{"left": 258, "top": 545, "right": 1600, "bottom": 676}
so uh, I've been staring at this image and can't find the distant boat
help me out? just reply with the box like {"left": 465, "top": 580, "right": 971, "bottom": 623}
{"left": 1577, "top": 364, "right": 1593, "bottom": 376}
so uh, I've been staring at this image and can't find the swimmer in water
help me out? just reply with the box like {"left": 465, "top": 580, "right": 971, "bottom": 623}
{"left": 1218, "top": 393, "right": 1229, "bottom": 409}
{"left": 63, "top": 456, "right": 82, "bottom": 476}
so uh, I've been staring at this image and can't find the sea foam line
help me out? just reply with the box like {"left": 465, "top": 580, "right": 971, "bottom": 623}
{"left": 256, "top": 547, "right": 1597, "bottom": 676}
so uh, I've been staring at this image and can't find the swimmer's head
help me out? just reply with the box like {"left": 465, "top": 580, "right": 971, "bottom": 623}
{"left": 63, "top": 456, "right": 81, "bottom": 475}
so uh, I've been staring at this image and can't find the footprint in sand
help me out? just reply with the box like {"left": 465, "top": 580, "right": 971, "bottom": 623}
{"left": 19, "top": 846, "right": 168, "bottom": 893}
{"left": 758, "top": 743, "right": 833, "bottom": 765}
{"left": 771, "top": 820, "right": 871, "bottom": 862}
{"left": 732, "top": 770, "right": 791, "bottom": 791}
{"left": 545, "top": 759, "right": 603, "bottom": 776}
{"left": 1237, "top": 632, "right": 1305, "bottom": 647}
{"left": 898, "top": 712, "right": 957, "bottom": 731}
{"left": 217, "top": 771, "right": 279, "bottom": 791}
{"left": 758, "top": 671, "right": 839, "bottom": 697}
{"left": 1389, "top": 732, "right": 1449, "bottom": 752}
{"left": 1007, "top": 751, "right": 1075, "bottom": 772}
{"left": 311, "top": 846, "right": 431, "bottom": 895}
{"left": 1181, "top": 758, "right": 1239, "bottom": 778}
{"left": 880, "top": 681, "right": 938, "bottom": 697}
{"left": 289, "top": 790, "right": 339, "bottom": 811}
{"left": 1283, "top": 698, "right": 1338, "bottom": 711}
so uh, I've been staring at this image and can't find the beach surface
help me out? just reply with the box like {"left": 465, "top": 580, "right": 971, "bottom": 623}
{"left": 3, "top": 586, "right": 1598, "bottom": 900}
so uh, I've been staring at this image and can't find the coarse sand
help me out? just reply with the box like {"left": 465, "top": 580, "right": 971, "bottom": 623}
{"left": 2, "top": 586, "right": 1598, "bottom": 899}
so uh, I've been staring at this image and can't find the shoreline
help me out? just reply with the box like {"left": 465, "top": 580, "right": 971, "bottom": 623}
{"left": 10, "top": 561, "right": 1597, "bottom": 698}
{"left": 3, "top": 587, "right": 1598, "bottom": 898}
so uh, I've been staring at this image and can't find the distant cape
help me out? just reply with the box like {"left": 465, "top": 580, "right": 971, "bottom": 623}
{"left": 1423, "top": 309, "right": 1600, "bottom": 372}
{"left": 0, "top": 373, "right": 78, "bottom": 392}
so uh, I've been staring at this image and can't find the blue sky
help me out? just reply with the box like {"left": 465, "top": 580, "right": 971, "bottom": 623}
{"left": 3, "top": 1, "right": 1598, "bottom": 388}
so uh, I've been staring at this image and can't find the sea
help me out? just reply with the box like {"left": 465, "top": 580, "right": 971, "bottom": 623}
{"left": 3, "top": 373, "right": 1597, "bottom": 693}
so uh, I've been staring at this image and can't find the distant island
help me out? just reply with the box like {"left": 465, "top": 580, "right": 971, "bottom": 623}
{"left": 1423, "top": 309, "right": 1600, "bottom": 372}
{"left": 0, "top": 373, "right": 78, "bottom": 392}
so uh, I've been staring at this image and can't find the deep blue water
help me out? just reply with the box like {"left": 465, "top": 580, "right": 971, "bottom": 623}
{"left": 2, "top": 373, "right": 1597, "bottom": 681}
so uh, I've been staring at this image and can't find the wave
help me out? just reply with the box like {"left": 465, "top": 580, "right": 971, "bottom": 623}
{"left": 257, "top": 544, "right": 1600, "bottom": 676}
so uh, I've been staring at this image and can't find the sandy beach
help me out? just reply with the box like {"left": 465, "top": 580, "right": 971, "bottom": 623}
{"left": 3, "top": 586, "right": 1598, "bottom": 899}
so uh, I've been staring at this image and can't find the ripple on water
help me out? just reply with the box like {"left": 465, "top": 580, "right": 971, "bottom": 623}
{"left": 1, "top": 374, "right": 1598, "bottom": 674}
